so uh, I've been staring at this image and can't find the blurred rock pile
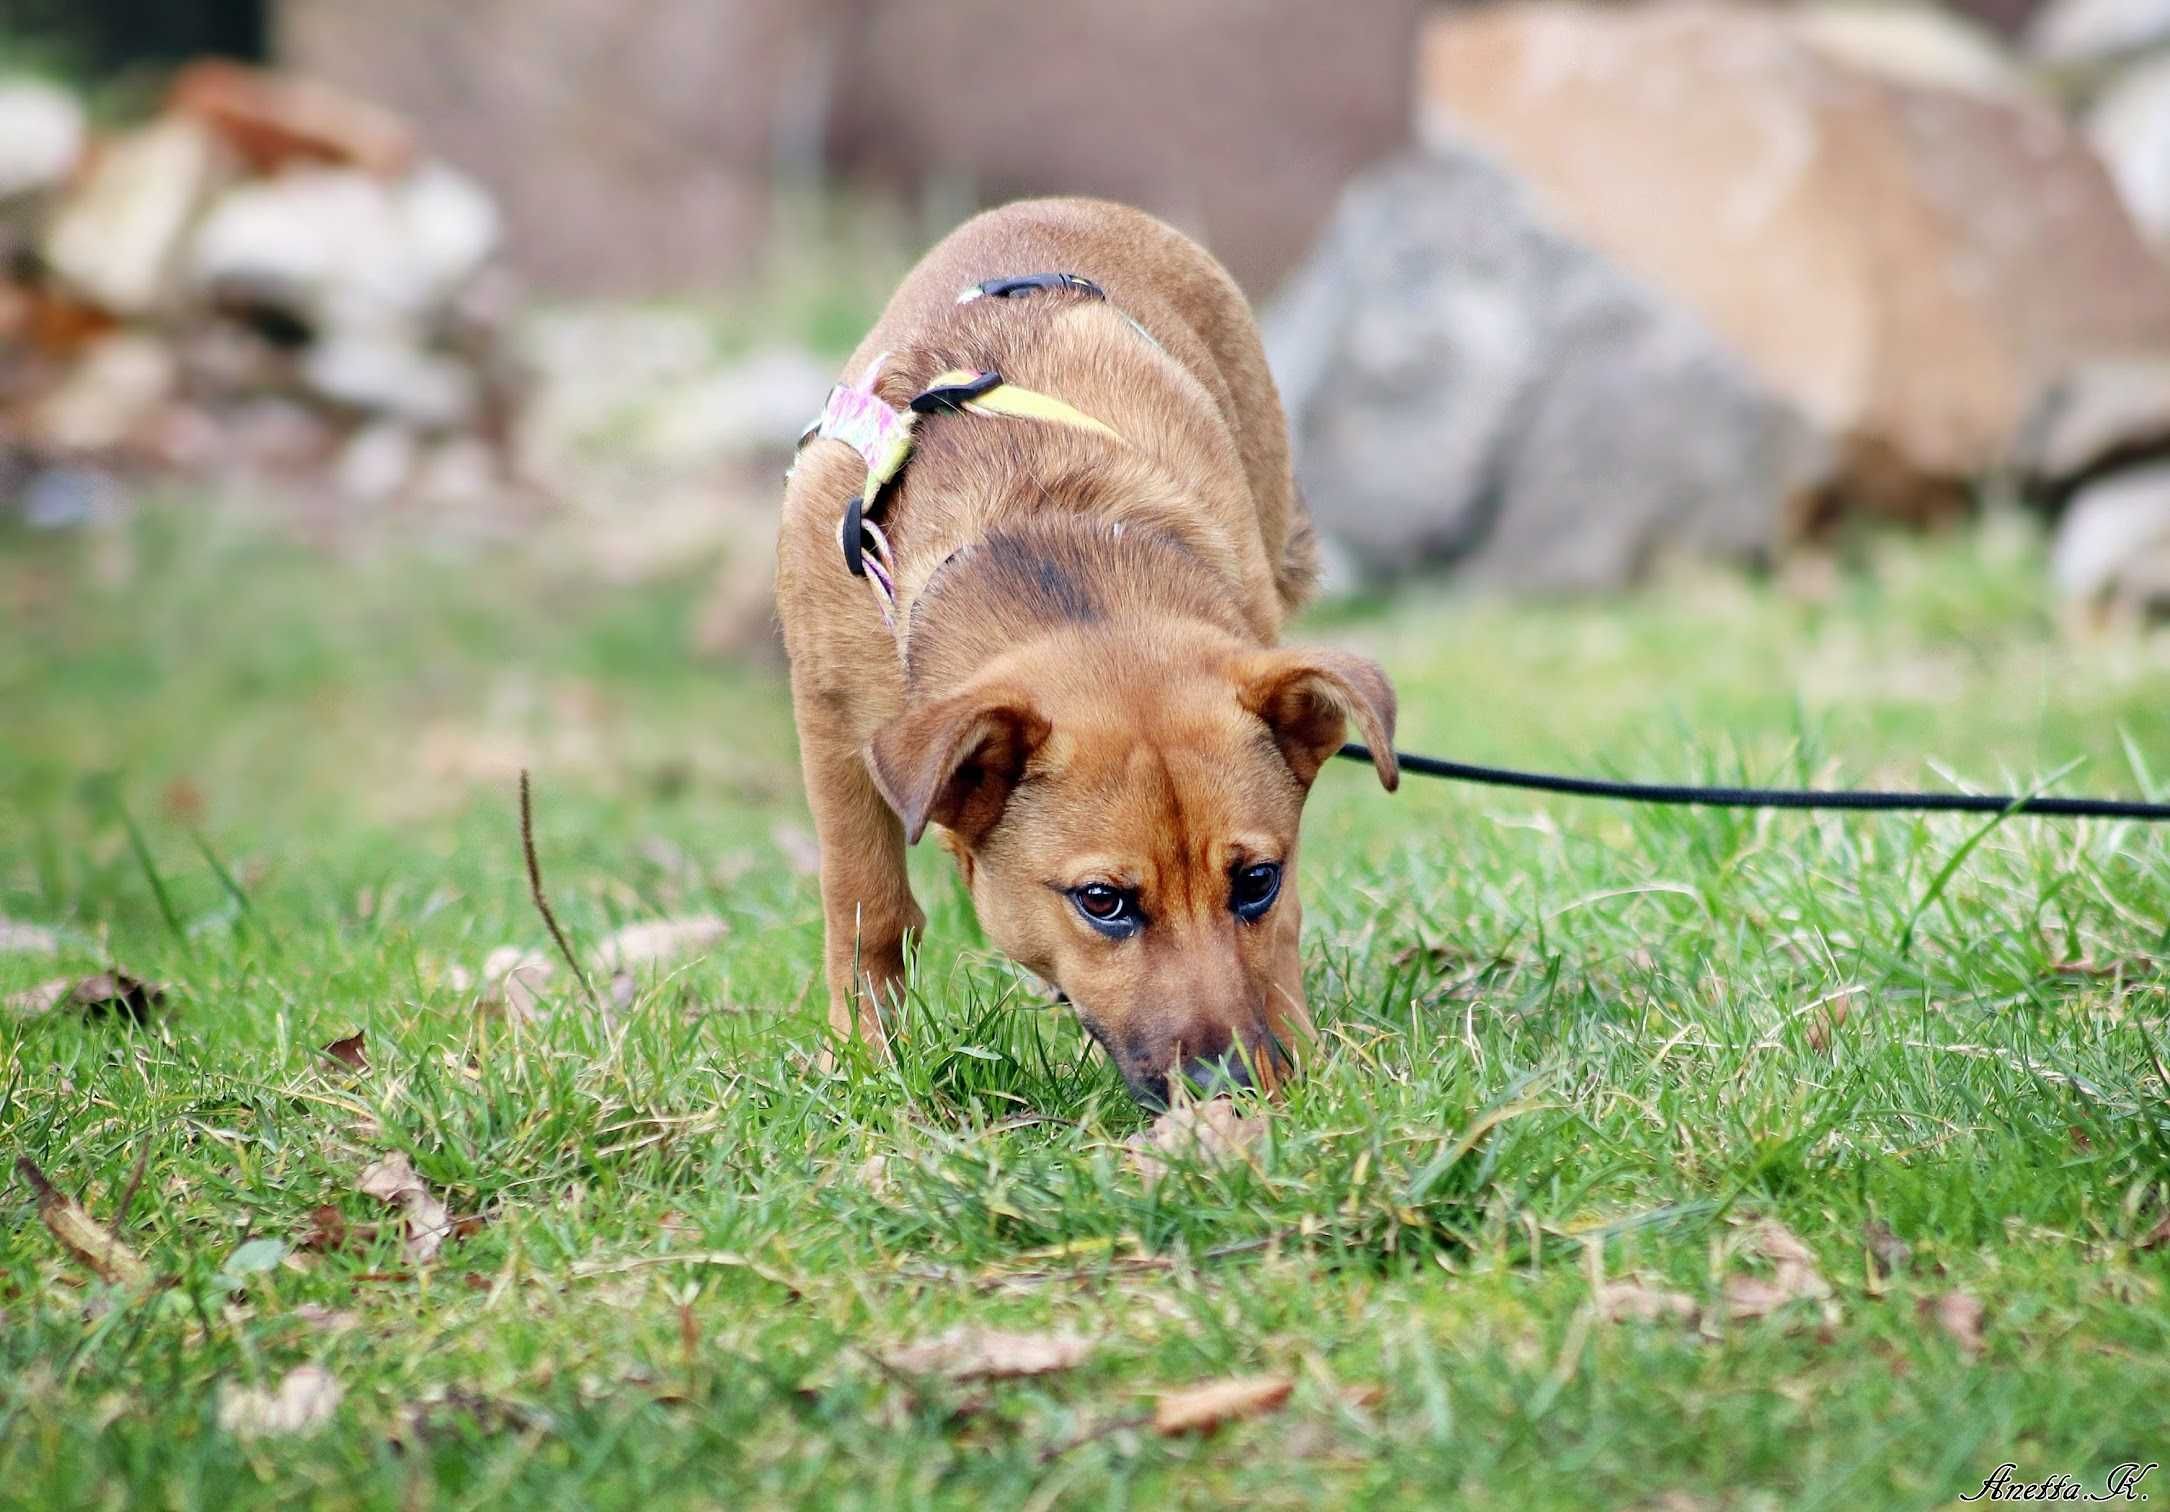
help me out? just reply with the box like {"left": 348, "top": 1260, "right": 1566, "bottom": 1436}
{"left": 0, "top": 62, "right": 520, "bottom": 524}
{"left": 1275, "top": 0, "right": 2170, "bottom": 616}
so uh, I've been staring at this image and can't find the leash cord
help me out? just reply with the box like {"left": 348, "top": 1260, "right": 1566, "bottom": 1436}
{"left": 1336, "top": 744, "right": 2170, "bottom": 822}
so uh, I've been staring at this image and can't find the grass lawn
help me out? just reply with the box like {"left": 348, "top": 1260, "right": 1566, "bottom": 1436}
{"left": 3, "top": 506, "right": 2168, "bottom": 1509}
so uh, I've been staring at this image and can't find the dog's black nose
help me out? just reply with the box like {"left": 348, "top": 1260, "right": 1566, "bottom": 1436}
{"left": 1178, "top": 1050, "right": 1253, "bottom": 1097}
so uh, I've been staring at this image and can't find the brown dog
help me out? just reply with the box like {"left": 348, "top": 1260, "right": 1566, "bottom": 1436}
{"left": 776, "top": 198, "right": 1398, "bottom": 1105}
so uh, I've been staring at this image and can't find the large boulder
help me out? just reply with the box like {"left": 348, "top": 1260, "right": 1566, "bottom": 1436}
{"left": 1418, "top": 0, "right": 2170, "bottom": 517}
{"left": 1267, "top": 148, "right": 1830, "bottom": 590}
{"left": 2088, "top": 52, "right": 2170, "bottom": 248}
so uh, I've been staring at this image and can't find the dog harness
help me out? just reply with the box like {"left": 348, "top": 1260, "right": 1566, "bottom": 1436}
{"left": 793, "top": 272, "right": 1147, "bottom": 629}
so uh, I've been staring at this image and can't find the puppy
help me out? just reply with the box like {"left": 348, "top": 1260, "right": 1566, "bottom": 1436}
{"left": 776, "top": 197, "right": 1397, "bottom": 1106}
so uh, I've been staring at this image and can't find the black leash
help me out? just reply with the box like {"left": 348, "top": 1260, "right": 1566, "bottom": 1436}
{"left": 1336, "top": 745, "right": 2170, "bottom": 822}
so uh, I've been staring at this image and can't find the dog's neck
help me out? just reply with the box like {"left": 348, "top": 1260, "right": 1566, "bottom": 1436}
{"left": 898, "top": 518, "right": 1252, "bottom": 703}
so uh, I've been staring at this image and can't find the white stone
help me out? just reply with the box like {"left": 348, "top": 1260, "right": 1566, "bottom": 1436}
{"left": 0, "top": 78, "right": 85, "bottom": 201}
{"left": 44, "top": 119, "right": 224, "bottom": 316}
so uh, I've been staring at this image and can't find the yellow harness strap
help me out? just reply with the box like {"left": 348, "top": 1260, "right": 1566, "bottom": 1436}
{"left": 917, "top": 368, "right": 1121, "bottom": 442}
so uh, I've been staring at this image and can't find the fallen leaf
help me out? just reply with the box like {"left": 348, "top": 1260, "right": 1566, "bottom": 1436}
{"left": 0, "top": 919, "right": 57, "bottom": 955}
{"left": 1723, "top": 1219, "right": 1833, "bottom": 1321}
{"left": 2140, "top": 1213, "right": 2170, "bottom": 1252}
{"left": 392, "top": 1386, "right": 552, "bottom": 1447}
{"left": 6, "top": 972, "right": 164, "bottom": 1022}
{"left": 292, "top": 1303, "right": 361, "bottom": 1334}
{"left": 881, "top": 1327, "right": 1092, "bottom": 1381}
{"left": 1918, "top": 1291, "right": 1986, "bottom": 1357}
{"left": 15, "top": 1157, "right": 150, "bottom": 1286}
{"left": 477, "top": 946, "right": 553, "bottom": 1023}
{"left": 4, "top": 978, "right": 70, "bottom": 1017}
{"left": 1863, "top": 1219, "right": 1911, "bottom": 1280}
{"left": 593, "top": 916, "right": 728, "bottom": 973}
{"left": 1152, "top": 1374, "right": 1294, "bottom": 1436}
{"left": 1804, "top": 990, "right": 1855, "bottom": 1052}
{"left": 1127, "top": 1098, "right": 1265, "bottom": 1187}
{"left": 218, "top": 1364, "right": 342, "bottom": 1439}
{"left": 356, "top": 1152, "right": 454, "bottom": 1264}
{"left": 321, "top": 1031, "right": 368, "bottom": 1072}
{"left": 1595, "top": 1278, "right": 1700, "bottom": 1324}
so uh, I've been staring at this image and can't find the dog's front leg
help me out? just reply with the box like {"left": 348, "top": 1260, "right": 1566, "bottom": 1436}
{"left": 797, "top": 728, "right": 925, "bottom": 1053}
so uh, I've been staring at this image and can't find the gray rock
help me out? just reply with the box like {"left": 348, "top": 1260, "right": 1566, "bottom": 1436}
{"left": 2089, "top": 52, "right": 2170, "bottom": 248}
{"left": 2018, "top": 357, "right": 2170, "bottom": 488}
{"left": 2026, "top": 0, "right": 2170, "bottom": 62}
{"left": 2050, "top": 460, "right": 2170, "bottom": 611}
{"left": 1266, "top": 147, "right": 1830, "bottom": 590}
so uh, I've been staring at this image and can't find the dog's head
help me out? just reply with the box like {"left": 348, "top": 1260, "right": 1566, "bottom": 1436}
{"left": 869, "top": 628, "right": 1396, "bottom": 1105}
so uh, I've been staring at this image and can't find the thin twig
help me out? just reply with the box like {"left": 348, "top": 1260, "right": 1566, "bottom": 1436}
{"left": 519, "top": 770, "right": 599, "bottom": 1009}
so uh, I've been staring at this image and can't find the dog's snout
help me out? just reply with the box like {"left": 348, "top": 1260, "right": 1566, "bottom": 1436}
{"left": 1179, "top": 1049, "right": 1253, "bottom": 1097}
{"left": 1114, "top": 1015, "right": 1285, "bottom": 1107}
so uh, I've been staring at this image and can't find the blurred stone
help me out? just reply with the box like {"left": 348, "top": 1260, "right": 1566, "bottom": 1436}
{"left": 18, "top": 466, "right": 124, "bottom": 529}
{"left": 0, "top": 79, "right": 85, "bottom": 201}
{"left": 1792, "top": 3, "right": 2027, "bottom": 95}
{"left": 281, "top": 0, "right": 817, "bottom": 295}
{"left": 44, "top": 119, "right": 229, "bottom": 317}
{"left": 1421, "top": 1, "right": 2170, "bottom": 516}
{"left": 2051, "top": 460, "right": 2170, "bottom": 612}
{"left": 30, "top": 333, "right": 177, "bottom": 453}
{"left": 168, "top": 59, "right": 416, "bottom": 177}
{"left": 409, "top": 435, "right": 500, "bottom": 510}
{"left": 1267, "top": 148, "right": 1830, "bottom": 588}
{"left": 638, "top": 345, "right": 834, "bottom": 465}
{"left": 332, "top": 420, "right": 418, "bottom": 502}
{"left": 2088, "top": 53, "right": 2170, "bottom": 247}
{"left": 2019, "top": 357, "right": 2170, "bottom": 491}
{"left": 302, "top": 336, "right": 477, "bottom": 428}
{"left": 2026, "top": 0, "right": 2170, "bottom": 62}
{"left": 190, "top": 163, "right": 499, "bottom": 337}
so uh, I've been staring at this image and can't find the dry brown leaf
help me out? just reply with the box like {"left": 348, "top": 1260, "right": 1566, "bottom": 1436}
{"left": 0, "top": 919, "right": 58, "bottom": 955}
{"left": 477, "top": 946, "right": 553, "bottom": 1023}
{"left": 1863, "top": 1219, "right": 1912, "bottom": 1280}
{"left": 6, "top": 971, "right": 164, "bottom": 1022}
{"left": 1724, "top": 1220, "right": 1833, "bottom": 1320}
{"left": 5, "top": 978, "right": 71, "bottom": 1017}
{"left": 1804, "top": 991, "right": 1855, "bottom": 1052}
{"left": 321, "top": 1031, "right": 368, "bottom": 1072}
{"left": 1918, "top": 1291, "right": 1986, "bottom": 1357}
{"left": 1152, "top": 1374, "right": 1294, "bottom": 1436}
{"left": 881, "top": 1327, "right": 1092, "bottom": 1381}
{"left": 217, "top": 1364, "right": 342, "bottom": 1439}
{"left": 356, "top": 1152, "right": 454, "bottom": 1264}
{"left": 15, "top": 1158, "right": 150, "bottom": 1286}
{"left": 1127, "top": 1099, "right": 1265, "bottom": 1187}
{"left": 1595, "top": 1279, "right": 1700, "bottom": 1324}
{"left": 593, "top": 916, "right": 728, "bottom": 974}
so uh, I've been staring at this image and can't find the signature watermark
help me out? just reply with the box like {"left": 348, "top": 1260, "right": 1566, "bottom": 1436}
{"left": 1961, "top": 1463, "right": 2157, "bottom": 1503}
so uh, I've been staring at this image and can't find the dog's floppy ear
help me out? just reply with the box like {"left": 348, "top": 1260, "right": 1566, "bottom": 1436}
{"left": 1237, "top": 647, "right": 1399, "bottom": 791}
{"left": 867, "top": 685, "right": 1051, "bottom": 845}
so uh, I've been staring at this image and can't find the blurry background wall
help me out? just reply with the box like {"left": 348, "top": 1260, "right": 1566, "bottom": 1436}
{"left": 275, "top": 0, "right": 1424, "bottom": 297}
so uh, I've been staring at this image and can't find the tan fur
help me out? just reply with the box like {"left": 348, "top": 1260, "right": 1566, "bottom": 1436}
{"left": 776, "top": 197, "right": 1394, "bottom": 1104}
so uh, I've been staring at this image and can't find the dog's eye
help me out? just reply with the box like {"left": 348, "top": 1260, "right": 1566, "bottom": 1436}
{"left": 1230, "top": 861, "right": 1282, "bottom": 921}
{"left": 1069, "top": 883, "right": 1141, "bottom": 937}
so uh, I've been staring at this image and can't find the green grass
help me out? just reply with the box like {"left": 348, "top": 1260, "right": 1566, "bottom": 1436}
{"left": 4, "top": 508, "right": 2169, "bottom": 1509}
